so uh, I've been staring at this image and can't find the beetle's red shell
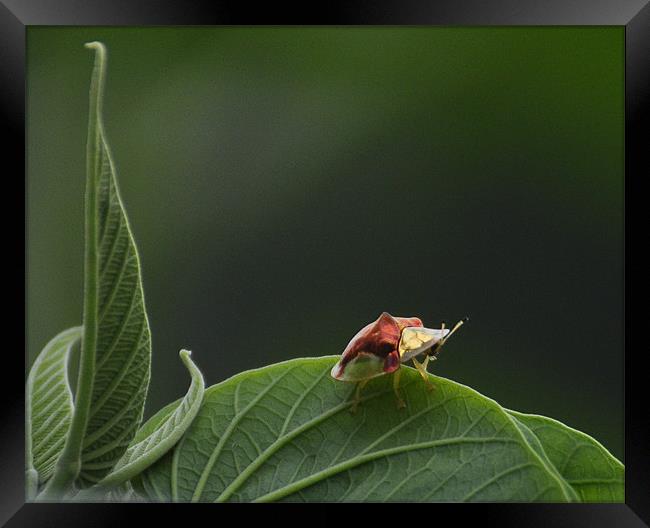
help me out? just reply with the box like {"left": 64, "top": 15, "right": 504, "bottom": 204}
{"left": 332, "top": 312, "right": 422, "bottom": 379}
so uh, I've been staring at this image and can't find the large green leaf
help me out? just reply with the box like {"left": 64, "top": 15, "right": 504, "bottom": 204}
{"left": 26, "top": 327, "right": 82, "bottom": 495}
{"left": 132, "top": 356, "right": 624, "bottom": 502}
{"left": 507, "top": 411, "right": 624, "bottom": 502}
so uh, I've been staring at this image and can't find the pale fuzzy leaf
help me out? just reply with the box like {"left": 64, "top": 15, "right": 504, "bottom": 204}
{"left": 133, "top": 356, "right": 622, "bottom": 502}
{"left": 26, "top": 327, "right": 82, "bottom": 486}
{"left": 77, "top": 43, "right": 152, "bottom": 486}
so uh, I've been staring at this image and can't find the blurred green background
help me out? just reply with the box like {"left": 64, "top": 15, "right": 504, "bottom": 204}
{"left": 26, "top": 27, "right": 624, "bottom": 460}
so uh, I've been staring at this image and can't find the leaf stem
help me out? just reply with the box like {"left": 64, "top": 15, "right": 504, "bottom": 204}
{"left": 42, "top": 41, "right": 107, "bottom": 499}
{"left": 25, "top": 360, "right": 37, "bottom": 500}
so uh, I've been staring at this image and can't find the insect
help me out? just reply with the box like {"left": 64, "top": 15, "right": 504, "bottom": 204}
{"left": 330, "top": 312, "right": 468, "bottom": 412}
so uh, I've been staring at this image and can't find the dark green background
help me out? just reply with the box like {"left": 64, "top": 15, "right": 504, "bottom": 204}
{"left": 27, "top": 28, "right": 624, "bottom": 460}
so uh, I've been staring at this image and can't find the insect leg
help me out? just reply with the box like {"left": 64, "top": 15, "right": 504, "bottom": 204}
{"left": 412, "top": 356, "right": 436, "bottom": 391}
{"left": 426, "top": 321, "right": 446, "bottom": 359}
{"left": 422, "top": 355, "right": 430, "bottom": 369}
{"left": 392, "top": 369, "right": 406, "bottom": 409}
{"left": 350, "top": 379, "right": 369, "bottom": 414}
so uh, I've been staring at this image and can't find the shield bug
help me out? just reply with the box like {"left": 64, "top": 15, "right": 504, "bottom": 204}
{"left": 331, "top": 312, "right": 467, "bottom": 412}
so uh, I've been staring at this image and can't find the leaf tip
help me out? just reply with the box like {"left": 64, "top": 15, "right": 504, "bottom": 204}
{"left": 84, "top": 41, "right": 105, "bottom": 51}
{"left": 84, "top": 41, "right": 107, "bottom": 62}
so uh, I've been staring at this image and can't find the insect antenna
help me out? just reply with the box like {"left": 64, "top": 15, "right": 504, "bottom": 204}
{"left": 429, "top": 316, "right": 469, "bottom": 358}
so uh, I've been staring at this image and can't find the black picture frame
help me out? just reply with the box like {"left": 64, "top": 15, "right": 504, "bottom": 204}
{"left": 4, "top": 1, "right": 647, "bottom": 526}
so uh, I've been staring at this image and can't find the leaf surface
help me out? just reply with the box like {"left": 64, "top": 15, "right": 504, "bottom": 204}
{"left": 26, "top": 327, "right": 81, "bottom": 489}
{"left": 133, "top": 357, "right": 622, "bottom": 502}
{"left": 507, "top": 411, "right": 624, "bottom": 502}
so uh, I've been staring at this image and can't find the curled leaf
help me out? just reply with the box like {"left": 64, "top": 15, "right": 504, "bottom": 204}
{"left": 26, "top": 327, "right": 81, "bottom": 493}
{"left": 96, "top": 350, "right": 205, "bottom": 489}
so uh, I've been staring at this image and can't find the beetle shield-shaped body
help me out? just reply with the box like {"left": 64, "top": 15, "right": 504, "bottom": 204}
{"left": 330, "top": 312, "right": 449, "bottom": 382}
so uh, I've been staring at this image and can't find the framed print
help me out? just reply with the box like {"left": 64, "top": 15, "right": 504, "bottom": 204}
{"left": 3, "top": 0, "right": 647, "bottom": 525}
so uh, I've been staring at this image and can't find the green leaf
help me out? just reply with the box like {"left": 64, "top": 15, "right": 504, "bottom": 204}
{"left": 44, "top": 42, "right": 152, "bottom": 495}
{"left": 128, "top": 402, "right": 181, "bottom": 501}
{"left": 93, "top": 350, "right": 204, "bottom": 489}
{"left": 507, "top": 410, "right": 624, "bottom": 502}
{"left": 26, "top": 327, "right": 82, "bottom": 494}
{"left": 133, "top": 356, "right": 623, "bottom": 502}
{"left": 78, "top": 42, "right": 153, "bottom": 486}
